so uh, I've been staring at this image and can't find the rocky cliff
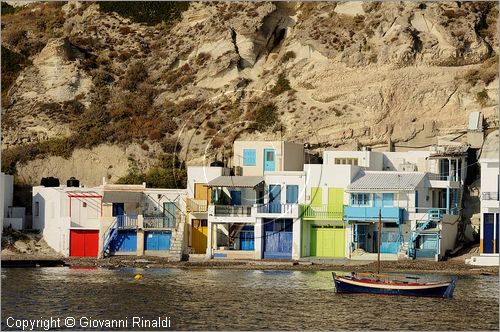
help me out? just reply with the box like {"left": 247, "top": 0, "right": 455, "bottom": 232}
{"left": 1, "top": 1, "right": 498, "bottom": 186}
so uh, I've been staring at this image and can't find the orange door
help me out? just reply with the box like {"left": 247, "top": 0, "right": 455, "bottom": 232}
{"left": 194, "top": 183, "right": 211, "bottom": 204}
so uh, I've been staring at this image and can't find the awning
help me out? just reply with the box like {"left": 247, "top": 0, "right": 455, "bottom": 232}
{"left": 102, "top": 191, "right": 143, "bottom": 203}
{"left": 206, "top": 176, "right": 264, "bottom": 188}
{"left": 347, "top": 171, "right": 426, "bottom": 191}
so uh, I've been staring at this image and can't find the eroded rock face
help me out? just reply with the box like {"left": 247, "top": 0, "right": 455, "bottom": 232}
{"left": 1, "top": 1, "right": 498, "bottom": 184}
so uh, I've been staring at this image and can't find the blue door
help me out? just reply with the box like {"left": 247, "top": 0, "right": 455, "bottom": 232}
{"left": 239, "top": 225, "right": 255, "bottom": 251}
{"left": 483, "top": 213, "right": 495, "bottom": 253}
{"left": 496, "top": 214, "right": 499, "bottom": 254}
{"left": 374, "top": 194, "right": 382, "bottom": 208}
{"left": 112, "top": 203, "right": 124, "bottom": 217}
{"left": 111, "top": 230, "right": 137, "bottom": 252}
{"left": 264, "top": 219, "right": 292, "bottom": 259}
{"left": 264, "top": 149, "right": 276, "bottom": 172}
{"left": 145, "top": 231, "right": 172, "bottom": 251}
{"left": 269, "top": 185, "right": 281, "bottom": 213}
{"left": 230, "top": 191, "right": 242, "bottom": 205}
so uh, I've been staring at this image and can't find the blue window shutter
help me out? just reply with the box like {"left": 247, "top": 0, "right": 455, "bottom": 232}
{"left": 286, "top": 185, "right": 298, "bottom": 203}
{"left": 383, "top": 193, "right": 394, "bottom": 207}
{"left": 243, "top": 149, "right": 256, "bottom": 166}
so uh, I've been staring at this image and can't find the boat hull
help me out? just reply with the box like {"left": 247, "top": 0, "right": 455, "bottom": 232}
{"left": 332, "top": 273, "right": 457, "bottom": 298}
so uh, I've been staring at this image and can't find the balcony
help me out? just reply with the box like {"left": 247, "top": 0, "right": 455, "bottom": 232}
{"left": 301, "top": 204, "right": 343, "bottom": 221}
{"left": 254, "top": 203, "right": 299, "bottom": 218}
{"left": 116, "top": 215, "right": 138, "bottom": 229}
{"left": 143, "top": 215, "right": 176, "bottom": 229}
{"left": 482, "top": 192, "right": 499, "bottom": 201}
{"left": 344, "top": 206, "right": 404, "bottom": 223}
{"left": 208, "top": 205, "right": 255, "bottom": 223}
{"left": 186, "top": 198, "right": 208, "bottom": 212}
{"left": 428, "top": 173, "right": 461, "bottom": 189}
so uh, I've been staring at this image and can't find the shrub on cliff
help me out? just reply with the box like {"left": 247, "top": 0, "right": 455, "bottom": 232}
{"left": 99, "top": 2, "right": 189, "bottom": 26}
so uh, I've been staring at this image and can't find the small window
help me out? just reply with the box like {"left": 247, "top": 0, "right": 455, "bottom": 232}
{"left": 350, "top": 193, "right": 370, "bottom": 206}
{"left": 35, "top": 202, "right": 39, "bottom": 217}
{"left": 243, "top": 149, "right": 256, "bottom": 166}
{"left": 334, "top": 158, "right": 358, "bottom": 166}
{"left": 266, "top": 151, "right": 274, "bottom": 161}
{"left": 82, "top": 202, "right": 87, "bottom": 208}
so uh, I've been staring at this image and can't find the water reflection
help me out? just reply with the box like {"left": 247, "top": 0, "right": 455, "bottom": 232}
{"left": 1, "top": 268, "right": 498, "bottom": 330}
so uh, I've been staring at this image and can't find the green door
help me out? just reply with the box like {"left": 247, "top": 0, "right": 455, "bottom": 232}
{"left": 310, "top": 226, "right": 345, "bottom": 257}
{"left": 328, "top": 188, "right": 343, "bottom": 213}
{"left": 311, "top": 187, "right": 322, "bottom": 207}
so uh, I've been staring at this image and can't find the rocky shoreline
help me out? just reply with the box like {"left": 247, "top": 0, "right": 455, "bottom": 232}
{"left": 2, "top": 254, "right": 498, "bottom": 276}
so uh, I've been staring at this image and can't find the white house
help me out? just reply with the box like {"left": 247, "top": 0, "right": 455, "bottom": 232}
{"left": 468, "top": 130, "right": 499, "bottom": 266}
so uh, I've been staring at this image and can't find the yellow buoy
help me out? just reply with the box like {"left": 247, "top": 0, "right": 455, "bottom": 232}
{"left": 134, "top": 273, "right": 142, "bottom": 280}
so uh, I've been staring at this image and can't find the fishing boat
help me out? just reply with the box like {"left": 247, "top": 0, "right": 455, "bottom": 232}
{"left": 332, "top": 210, "right": 457, "bottom": 298}
{"left": 332, "top": 272, "right": 457, "bottom": 298}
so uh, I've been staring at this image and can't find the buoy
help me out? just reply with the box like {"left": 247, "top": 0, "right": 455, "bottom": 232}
{"left": 134, "top": 273, "right": 142, "bottom": 280}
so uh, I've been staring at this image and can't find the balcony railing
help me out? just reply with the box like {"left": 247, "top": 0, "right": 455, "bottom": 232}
{"left": 186, "top": 198, "right": 208, "bottom": 212}
{"left": 117, "top": 215, "right": 138, "bottom": 228}
{"left": 214, "top": 205, "right": 252, "bottom": 217}
{"left": 344, "top": 206, "right": 403, "bottom": 223}
{"left": 428, "top": 173, "right": 458, "bottom": 181}
{"left": 482, "top": 192, "right": 499, "bottom": 201}
{"left": 256, "top": 203, "right": 295, "bottom": 214}
{"left": 143, "top": 216, "right": 176, "bottom": 228}
{"left": 301, "top": 204, "right": 343, "bottom": 221}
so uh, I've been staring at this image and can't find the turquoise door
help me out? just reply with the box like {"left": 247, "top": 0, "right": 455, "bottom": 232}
{"left": 163, "top": 202, "right": 176, "bottom": 228}
{"left": 145, "top": 231, "right": 171, "bottom": 250}
{"left": 264, "top": 149, "right": 276, "bottom": 172}
{"left": 374, "top": 194, "right": 382, "bottom": 208}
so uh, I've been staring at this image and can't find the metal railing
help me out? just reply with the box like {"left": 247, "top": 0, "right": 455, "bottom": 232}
{"left": 143, "top": 216, "right": 176, "bottom": 228}
{"left": 214, "top": 205, "right": 252, "bottom": 216}
{"left": 186, "top": 198, "right": 208, "bottom": 212}
{"left": 482, "top": 192, "right": 499, "bottom": 201}
{"left": 117, "top": 215, "right": 138, "bottom": 228}
{"left": 302, "top": 204, "right": 343, "bottom": 220}
{"left": 256, "top": 203, "right": 295, "bottom": 214}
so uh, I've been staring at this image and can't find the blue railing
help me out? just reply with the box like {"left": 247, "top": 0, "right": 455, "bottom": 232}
{"left": 344, "top": 207, "right": 403, "bottom": 223}
{"left": 101, "top": 217, "right": 119, "bottom": 258}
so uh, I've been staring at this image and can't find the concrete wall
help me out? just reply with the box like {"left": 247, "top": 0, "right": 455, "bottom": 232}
{"left": 32, "top": 187, "right": 71, "bottom": 256}
{"left": 304, "top": 164, "right": 359, "bottom": 204}
{"left": 440, "top": 214, "right": 459, "bottom": 257}
{"left": 382, "top": 151, "right": 430, "bottom": 172}
{"left": 263, "top": 172, "right": 306, "bottom": 204}
{"left": 187, "top": 166, "right": 227, "bottom": 198}
{"left": 283, "top": 142, "right": 305, "bottom": 172}
{"left": 1, "top": 173, "right": 14, "bottom": 226}
{"left": 233, "top": 140, "right": 304, "bottom": 175}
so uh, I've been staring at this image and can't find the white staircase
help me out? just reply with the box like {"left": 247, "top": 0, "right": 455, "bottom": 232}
{"left": 169, "top": 221, "right": 185, "bottom": 262}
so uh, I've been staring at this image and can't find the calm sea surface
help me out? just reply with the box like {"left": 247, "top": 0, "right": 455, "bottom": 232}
{"left": 1, "top": 267, "right": 498, "bottom": 330}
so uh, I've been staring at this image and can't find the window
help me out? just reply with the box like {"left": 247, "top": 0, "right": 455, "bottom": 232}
{"left": 266, "top": 150, "right": 274, "bottom": 161}
{"left": 350, "top": 193, "right": 370, "bottom": 206}
{"left": 383, "top": 193, "right": 394, "bottom": 207}
{"left": 82, "top": 202, "right": 87, "bottom": 208}
{"left": 286, "top": 185, "right": 299, "bottom": 204}
{"left": 35, "top": 202, "right": 39, "bottom": 216}
{"left": 334, "top": 158, "right": 358, "bottom": 166}
{"left": 243, "top": 149, "right": 256, "bottom": 166}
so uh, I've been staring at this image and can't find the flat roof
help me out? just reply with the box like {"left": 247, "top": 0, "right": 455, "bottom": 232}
{"left": 206, "top": 176, "right": 264, "bottom": 188}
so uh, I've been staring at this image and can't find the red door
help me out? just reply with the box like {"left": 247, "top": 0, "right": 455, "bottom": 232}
{"left": 70, "top": 230, "right": 98, "bottom": 257}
